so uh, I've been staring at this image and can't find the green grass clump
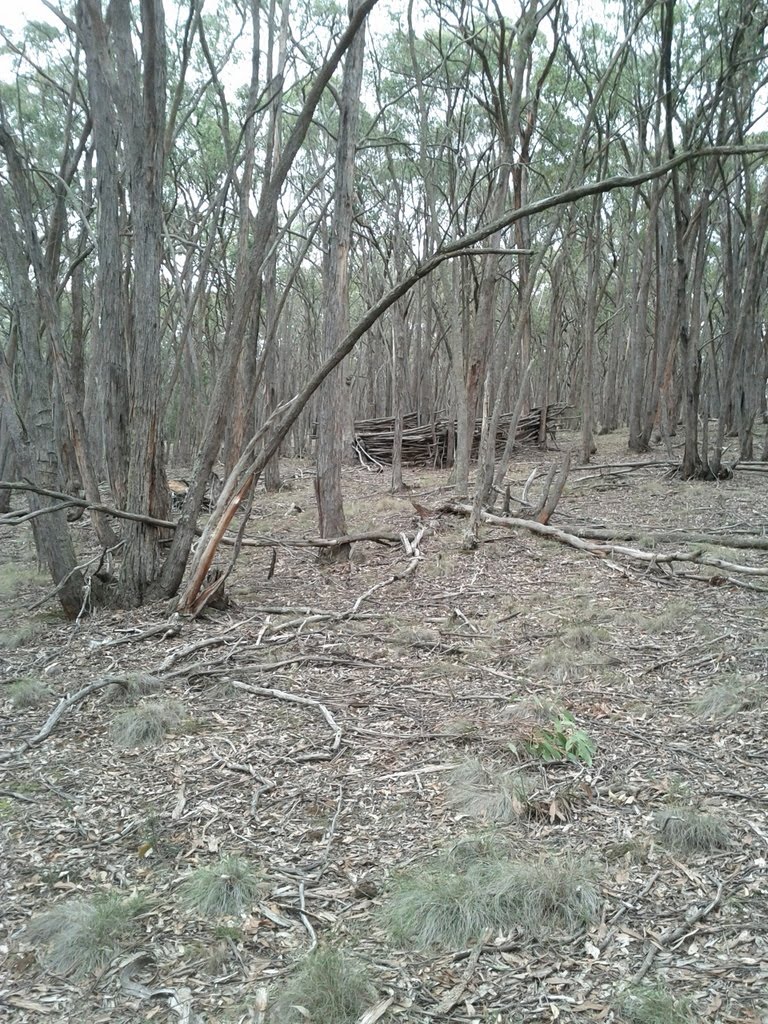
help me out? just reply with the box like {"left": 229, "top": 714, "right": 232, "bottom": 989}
{"left": 109, "top": 698, "right": 185, "bottom": 748}
{"left": 655, "top": 806, "right": 730, "bottom": 853}
{"left": 7, "top": 677, "right": 50, "bottom": 709}
{"left": 26, "top": 894, "right": 145, "bottom": 977}
{"left": 446, "top": 759, "right": 537, "bottom": 822}
{"left": 618, "top": 983, "right": 694, "bottom": 1023}
{"left": 383, "top": 851, "right": 600, "bottom": 949}
{"left": 271, "top": 947, "right": 375, "bottom": 1024}
{"left": 180, "top": 855, "right": 262, "bottom": 917}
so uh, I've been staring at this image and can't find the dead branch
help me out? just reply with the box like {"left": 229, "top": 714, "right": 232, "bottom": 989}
{"left": 567, "top": 525, "right": 768, "bottom": 552}
{"left": 346, "top": 526, "right": 427, "bottom": 616}
{"left": 0, "top": 480, "right": 178, "bottom": 530}
{"left": 629, "top": 882, "right": 723, "bottom": 985}
{"left": 534, "top": 449, "right": 571, "bottom": 524}
{"left": 0, "top": 677, "right": 123, "bottom": 762}
{"left": 91, "top": 614, "right": 183, "bottom": 650}
{"left": 0, "top": 481, "right": 401, "bottom": 552}
{"left": 230, "top": 680, "right": 341, "bottom": 759}
{"left": 445, "top": 503, "right": 768, "bottom": 578}
{"left": 0, "top": 499, "right": 80, "bottom": 524}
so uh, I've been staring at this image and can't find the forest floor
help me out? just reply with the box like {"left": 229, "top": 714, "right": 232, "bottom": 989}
{"left": 1, "top": 429, "right": 767, "bottom": 1024}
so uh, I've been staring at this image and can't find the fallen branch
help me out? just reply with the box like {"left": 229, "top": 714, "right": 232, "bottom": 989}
{"left": 230, "top": 680, "right": 342, "bottom": 759}
{"left": 629, "top": 882, "right": 723, "bottom": 985}
{"left": 567, "top": 524, "right": 768, "bottom": 552}
{"left": 346, "top": 526, "right": 427, "bottom": 616}
{"left": 91, "top": 614, "right": 183, "bottom": 650}
{"left": 0, "top": 481, "right": 401, "bottom": 552}
{"left": 445, "top": 504, "right": 768, "bottom": 578}
{"left": 0, "top": 677, "right": 122, "bottom": 762}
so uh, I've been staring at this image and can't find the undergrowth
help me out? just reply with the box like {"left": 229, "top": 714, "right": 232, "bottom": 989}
{"left": 655, "top": 806, "right": 730, "bottom": 853}
{"left": 26, "top": 894, "right": 146, "bottom": 977}
{"left": 383, "top": 849, "right": 600, "bottom": 948}
{"left": 7, "top": 677, "right": 49, "bottom": 709}
{"left": 618, "top": 983, "right": 694, "bottom": 1023}
{"left": 180, "top": 855, "right": 262, "bottom": 917}
{"left": 103, "top": 672, "right": 164, "bottom": 704}
{"left": 692, "top": 673, "right": 764, "bottom": 719}
{"left": 109, "top": 697, "right": 185, "bottom": 748}
{"left": 445, "top": 759, "right": 538, "bottom": 822}
{"left": 270, "top": 946, "right": 375, "bottom": 1024}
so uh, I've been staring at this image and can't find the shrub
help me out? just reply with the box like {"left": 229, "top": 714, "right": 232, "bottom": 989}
{"left": 270, "top": 947, "right": 375, "bottom": 1024}
{"left": 109, "top": 698, "right": 185, "bottom": 748}
{"left": 26, "top": 894, "right": 145, "bottom": 977}
{"left": 525, "top": 709, "right": 596, "bottom": 766}
{"left": 180, "top": 855, "right": 262, "bottom": 917}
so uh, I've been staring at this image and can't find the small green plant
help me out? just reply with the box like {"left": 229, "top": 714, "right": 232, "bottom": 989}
{"left": 655, "top": 806, "right": 730, "bottom": 853}
{"left": 382, "top": 850, "right": 600, "bottom": 949}
{"left": 26, "top": 894, "right": 145, "bottom": 977}
{"left": 270, "top": 946, "right": 375, "bottom": 1024}
{"left": 109, "top": 698, "right": 185, "bottom": 748}
{"left": 618, "top": 983, "right": 694, "bottom": 1023}
{"left": 526, "top": 710, "right": 596, "bottom": 766}
{"left": 7, "top": 678, "right": 50, "bottom": 709}
{"left": 446, "top": 759, "right": 538, "bottom": 822}
{"left": 180, "top": 855, "right": 262, "bottom": 917}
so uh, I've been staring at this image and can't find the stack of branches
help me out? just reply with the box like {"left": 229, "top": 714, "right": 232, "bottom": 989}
{"left": 353, "top": 405, "right": 568, "bottom": 468}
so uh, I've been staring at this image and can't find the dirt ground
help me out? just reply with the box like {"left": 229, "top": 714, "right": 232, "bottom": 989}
{"left": 1, "top": 429, "right": 767, "bottom": 1024}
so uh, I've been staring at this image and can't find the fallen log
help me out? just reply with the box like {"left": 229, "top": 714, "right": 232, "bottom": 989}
{"left": 444, "top": 502, "right": 768, "bottom": 579}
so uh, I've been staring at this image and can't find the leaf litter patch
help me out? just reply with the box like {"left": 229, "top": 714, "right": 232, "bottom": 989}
{"left": 1, "top": 439, "right": 767, "bottom": 1023}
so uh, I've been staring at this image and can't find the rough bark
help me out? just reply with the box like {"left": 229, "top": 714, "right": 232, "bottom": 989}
{"left": 315, "top": 0, "right": 367, "bottom": 557}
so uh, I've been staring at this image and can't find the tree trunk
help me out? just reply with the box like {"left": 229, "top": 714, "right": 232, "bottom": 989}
{"left": 315, "top": 0, "right": 367, "bottom": 556}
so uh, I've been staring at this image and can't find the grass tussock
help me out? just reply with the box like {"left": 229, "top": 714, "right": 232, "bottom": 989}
{"left": 446, "top": 759, "right": 538, "bottom": 822}
{"left": 655, "top": 806, "right": 730, "bottom": 853}
{"left": 692, "top": 674, "right": 764, "bottom": 719}
{"left": 0, "top": 622, "right": 43, "bottom": 649}
{"left": 618, "top": 983, "right": 694, "bottom": 1023}
{"left": 270, "top": 946, "right": 375, "bottom": 1024}
{"left": 0, "top": 563, "right": 46, "bottom": 598}
{"left": 637, "top": 600, "right": 691, "bottom": 634}
{"left": 7, "top": 677, "right": 50, "bottom": 709}
{"left": 109, "top": 698, "right": 185, "bottom": 748}
{"left": 26, "top": 894, "right": 145, "bottom": 977}
{"left": 383, "top": 851, "right": 600, "bottom": 949}
{"left": 180, "top": 855, "right": 262, "bottom": 917}
{"left": 560, "top": 624, "right": 610, "bottom": 650}
{"left": 103, "top": 672, "right": 164, "bottom": 704}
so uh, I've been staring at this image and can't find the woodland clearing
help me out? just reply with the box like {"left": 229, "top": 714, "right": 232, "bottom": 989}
{"left": 1, "top": 429, "right": 767, "bottom": 1024}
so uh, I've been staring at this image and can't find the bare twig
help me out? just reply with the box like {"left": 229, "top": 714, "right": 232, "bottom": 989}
{"left": 0, "top": 677, "right": 123, "bottom": 762}
{"left": 629, "top": 881, "right": 723, "bottom": 985}
{"left": 231, "top": 680, "right": 342, "bottom": 757}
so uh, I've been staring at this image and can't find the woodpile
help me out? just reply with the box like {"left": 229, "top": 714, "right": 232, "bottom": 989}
{"left": 352, "top": 405, "right": 567, "bottom": 468}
